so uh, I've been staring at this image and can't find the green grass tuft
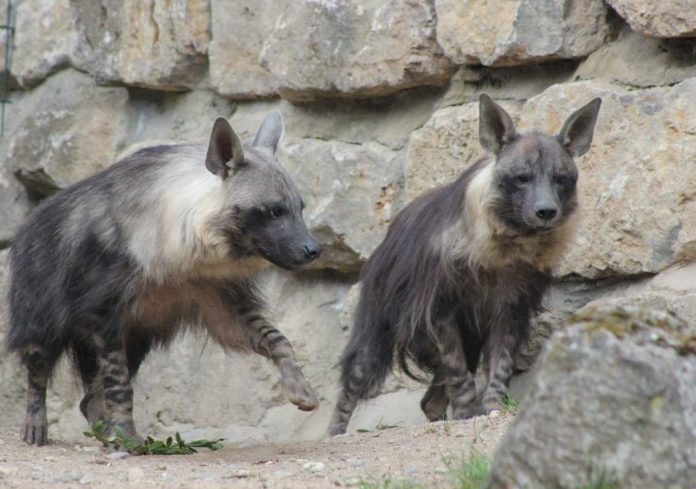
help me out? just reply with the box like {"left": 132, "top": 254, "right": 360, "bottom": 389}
{"left": 447, "top": 451, "right": 492, "bottom": 489}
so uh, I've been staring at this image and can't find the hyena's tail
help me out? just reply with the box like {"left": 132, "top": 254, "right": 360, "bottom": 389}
{"left": 328, "top": 299, "right": 394, "bottom": 436}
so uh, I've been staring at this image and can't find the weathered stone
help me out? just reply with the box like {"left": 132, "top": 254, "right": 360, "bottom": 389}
{"left": 404, "top": 100, "right": 522, "bottom": 200}
{"left": 280, "top": 138, "right": 404, "bottom": 272}
{"left": 72, "top": 0, "right": 210, "bottom": 90}
{"left": 4, "top": 69, "right": 130, "bottom": 195}
{"left": 575, "top": 27, "right": 696, "bottom": 88}
{"left": 11, "top": 0, "right": 89, "bottom": 87}
{"left": 435, "top": 0, "right": 609, "bottom": 67}
{"left": 441, "top": 62, "right": 579, "bottom": 108}
{"left": 488, "top": 305, "right": 696, "bottom": 489}
{"left": 260, "top": 0, "right": 455, "bottom": 101}
{"left": 208, "top": 0, "right": 276, "bottom": 99}
{"left": 607, "top": 0, "right": 696, "bottom": 38}
{"left": 523, "top": 79, "right": 696, "bottom": 278}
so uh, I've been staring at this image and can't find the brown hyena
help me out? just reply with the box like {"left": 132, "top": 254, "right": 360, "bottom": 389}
{"left": 7, "top": 111, "right": 322, "bottom": 445}
{"left": 328, "top": 94, "right": 602, "bottom": 436}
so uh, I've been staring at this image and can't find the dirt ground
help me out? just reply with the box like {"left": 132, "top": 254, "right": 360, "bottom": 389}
{"left": 0, "top": 413, "right": 512, "bottom": 488}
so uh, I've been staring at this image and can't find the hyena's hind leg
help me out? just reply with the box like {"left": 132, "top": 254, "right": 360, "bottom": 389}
{"left": 434, "top": 317, "right": 477, "bottom": 420}
{"left": 91, "top": 332, "right": 141, "bottom": 442}
{"left": 73, "top": 336, "right": 106, "bottom": 424}
{"left": 481, "top": 332, "right": 517, "bottom": 413}
{"left": 20, "top": 345, "right": 59, "bottom": 445}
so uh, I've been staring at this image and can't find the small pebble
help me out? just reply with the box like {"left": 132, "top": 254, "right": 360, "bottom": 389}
{"left": 404, "top": 465, "right": 420, "bottom": 475}
{"left": 488, "top": 409, "right": 501, "bottom": 419}
{"left": 106, "top": 451, "right": 129, "bottom": 461}
{"left": 79, "top": 474, "right": 93, "bottom": 485}
{"left": 302, "top": 461, "right": 325, "bottom": 473}
{"left": 347, "top": 458, "right": 364, "bottom": 468}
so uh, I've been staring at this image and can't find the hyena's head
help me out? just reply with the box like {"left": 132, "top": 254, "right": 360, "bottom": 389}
{"left": 204, "top": 111, "right": 321, "bottom": 270}
{"left": 478, "top": 94, "right": 601, "bottom": 234}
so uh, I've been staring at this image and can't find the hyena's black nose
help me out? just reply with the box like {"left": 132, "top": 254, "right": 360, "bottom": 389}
{"left": 303, "top": 241, "right": 321, "bottom": 261}
{"left": 535, "top": 207, "right": 558, "bottom": 221}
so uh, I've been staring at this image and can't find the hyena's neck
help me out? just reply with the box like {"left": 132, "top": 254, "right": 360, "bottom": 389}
{"left": 444, "top": 162, "right": 578, "bottom": 273}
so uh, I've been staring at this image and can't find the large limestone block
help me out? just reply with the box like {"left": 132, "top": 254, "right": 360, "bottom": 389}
{"left": 208, "top": 0, "right": 277, "bottom": 99}
{"left": 488, "top": 306, "right": 696, "bottom": 489}
{"left": 280, "top": 138, "right": 404, "bottom": 272}
{"left": 575, "top": 27, "right": 696, "bottom": 88}
{"left": 11, "top": 0, "right": 89, "bottom": 87}
{"left": 524, "top": 80, "right": 696, "bottom": 278}
{"left": 260, "top": 0, "right": 455, "bottom": 101}
{"left": 435, "top": 0, "right": 609, "bottom": 67}
{"left": 72, "top": 0, "right": 210, "bottom": 90}
{"left": 608, "top": 0, "right": 696, "bottom": 38}
{"left": 4, "top": 69, "right": 130, "bottom": 196}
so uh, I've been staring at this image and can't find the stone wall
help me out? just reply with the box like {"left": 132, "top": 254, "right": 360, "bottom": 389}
{"left": 1, "top": 0, "right": 696, "bottom": 443}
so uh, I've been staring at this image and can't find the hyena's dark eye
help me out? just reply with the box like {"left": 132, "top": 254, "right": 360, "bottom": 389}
{"left": 554, "top": 175, "right": 570, "bottom": 185}
{"left": 514, "top": 174, "right": 532, "bottom": 185}
{"left": 269, "top": 206, "right": 286, "bottom": 219}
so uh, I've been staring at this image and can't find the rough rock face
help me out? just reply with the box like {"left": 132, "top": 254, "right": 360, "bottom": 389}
{"left": 261, "top": 0, "right": 455, "bottom": 101}
{"left": 281, "top": 138, "right": 404, "bottom": 272}
{"left": 435, "top": 0, "right": 609, "bottom": 66}
{"left": 608, "top": 0, "right": 696, "bottom": 38}
{"left": 488, "top": 306, "right": 696, "bottom": 489}
{"left": 208, "top": 0, "right": 276, "bottom": 99}
{"left": 574, "top": 27, "right": 696, "bottom": 88}
{"left": 11, "top": 0, "right": 88, "bottom": 87}
{"left": 524, "top": 79, "right": 696, "bottom": 279}
{"left": 71, "top": 0, "right": 210, "bottom": 90}
{"left": 3, "top": 70, "right": 130, "bottom": 196}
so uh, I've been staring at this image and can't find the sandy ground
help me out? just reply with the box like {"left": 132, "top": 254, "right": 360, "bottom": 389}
{"left": 0, "top": 413, "right": 512, "bottom": 488}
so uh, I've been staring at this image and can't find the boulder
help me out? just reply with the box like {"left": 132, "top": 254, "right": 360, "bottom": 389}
{"left": 260, "top": 0, "right": 455, "bottom": 101}
{"left": 575, "top": 26, "right": 696, "bottom": 88}
{"left": 11, "top": 0, "right": 89, "bottom": 87}
{"left": 71, "top": 0, "right": 210, "bottom": 90}
{"left": 523, "top": 79, "right": 696, "bottom": 279}
{"left": 4, "top": 69, "right": 130, "bottom": 196}
{"left": 607, "top": 0, "right": 696, "bottom": 38}
{"left": 208, "top": 0, "right": 277, "bottom": 99}
{"left": 435, "top": 0, "right": 609, "bottom": 67}
{"left": 488, "top": 305, "right": 696, "bottom": 489}
{"left": 280, "top": 138, "right": 404, "bottom": 272}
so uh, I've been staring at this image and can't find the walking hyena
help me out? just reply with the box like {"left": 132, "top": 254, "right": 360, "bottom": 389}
{"left": 7, "top": 111, "right": 322, "bottom": 446}
{"left": 328, "top": 94, "right": 601, "bottom": 435}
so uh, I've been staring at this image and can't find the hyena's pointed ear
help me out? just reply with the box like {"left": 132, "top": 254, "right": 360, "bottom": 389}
{"left": 558, "top": 98, "right": 602, "bottom": 157}
{"left": 205, "top": 118, "right": 245, "bottom": 179}
{"left": 252, "top": 111, "right": 284, "bottom": 154}
{"left": 479, "top": 93, "right": 517, "bottom": 154}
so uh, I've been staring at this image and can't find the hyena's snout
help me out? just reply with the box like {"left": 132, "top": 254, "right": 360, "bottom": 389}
{"left": 534, "top": 203, "right": 558, "bottom": 222}
{"left": 302, "top": 238, "right": 321, "bottom": 262}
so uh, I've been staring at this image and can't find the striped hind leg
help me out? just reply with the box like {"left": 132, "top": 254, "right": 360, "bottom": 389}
{"left": 481, "top": 332, "right": 516, "bottom": 413}
{"left": 328, "top": 348, "right": 370, "bottom": 436}
{"left": 20, "top": 345, "right": 58, "bottom": 446}
{"left": 434, "top": 318, "right": 477, "bottom": 419}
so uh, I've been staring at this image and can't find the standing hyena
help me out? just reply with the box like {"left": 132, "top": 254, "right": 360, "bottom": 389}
{"left": 7, "top": 111, "right": 322, "bottom": 446}
{"left": 328, "top": 94, "right": 602, "bottom": 435}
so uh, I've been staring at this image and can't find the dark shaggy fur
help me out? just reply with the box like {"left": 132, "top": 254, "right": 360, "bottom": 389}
{"left": 328, "top": 95, "right": 601, "bottom": 435}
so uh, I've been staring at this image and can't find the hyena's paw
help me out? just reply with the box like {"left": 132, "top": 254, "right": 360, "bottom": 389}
{"left": 79, "top": 390, "right": 106, "bottom": 424}
{"left": 21, "top": 414, "right": 48, "bottom": 446}
{"left": 283, "top": 375, "right": 318, "bottom": 412}
{"left": 481, "top": 396, "right": 503, "bottom": 415}
{"left": 420, "top": 385, "right": 448, "bottom": 422}
{"left": 104, "top": 421, "right": 144, "bottom": 448}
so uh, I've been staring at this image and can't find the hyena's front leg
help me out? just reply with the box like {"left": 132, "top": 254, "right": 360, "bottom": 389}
{"left": 241, "top": 307, "right": 318, "bottom": 411}
{"left": 481, "top": 332, "right": 517, "bottom": 413}
{"left": 93, "top": 334, "right": 141, "bottom": 442}
{"left": 420, "top": 372, "right": 448, "bottom": 422}
{"left": 20, "top": 346, "right": 55, "bottom": 446}
{"left": 435, "top": 318, "right": 477, "bottom": 420}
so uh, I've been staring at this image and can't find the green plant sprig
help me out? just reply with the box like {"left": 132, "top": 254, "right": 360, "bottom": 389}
{"left": 84, "top": 421, "right": 224, "bottom": 455}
